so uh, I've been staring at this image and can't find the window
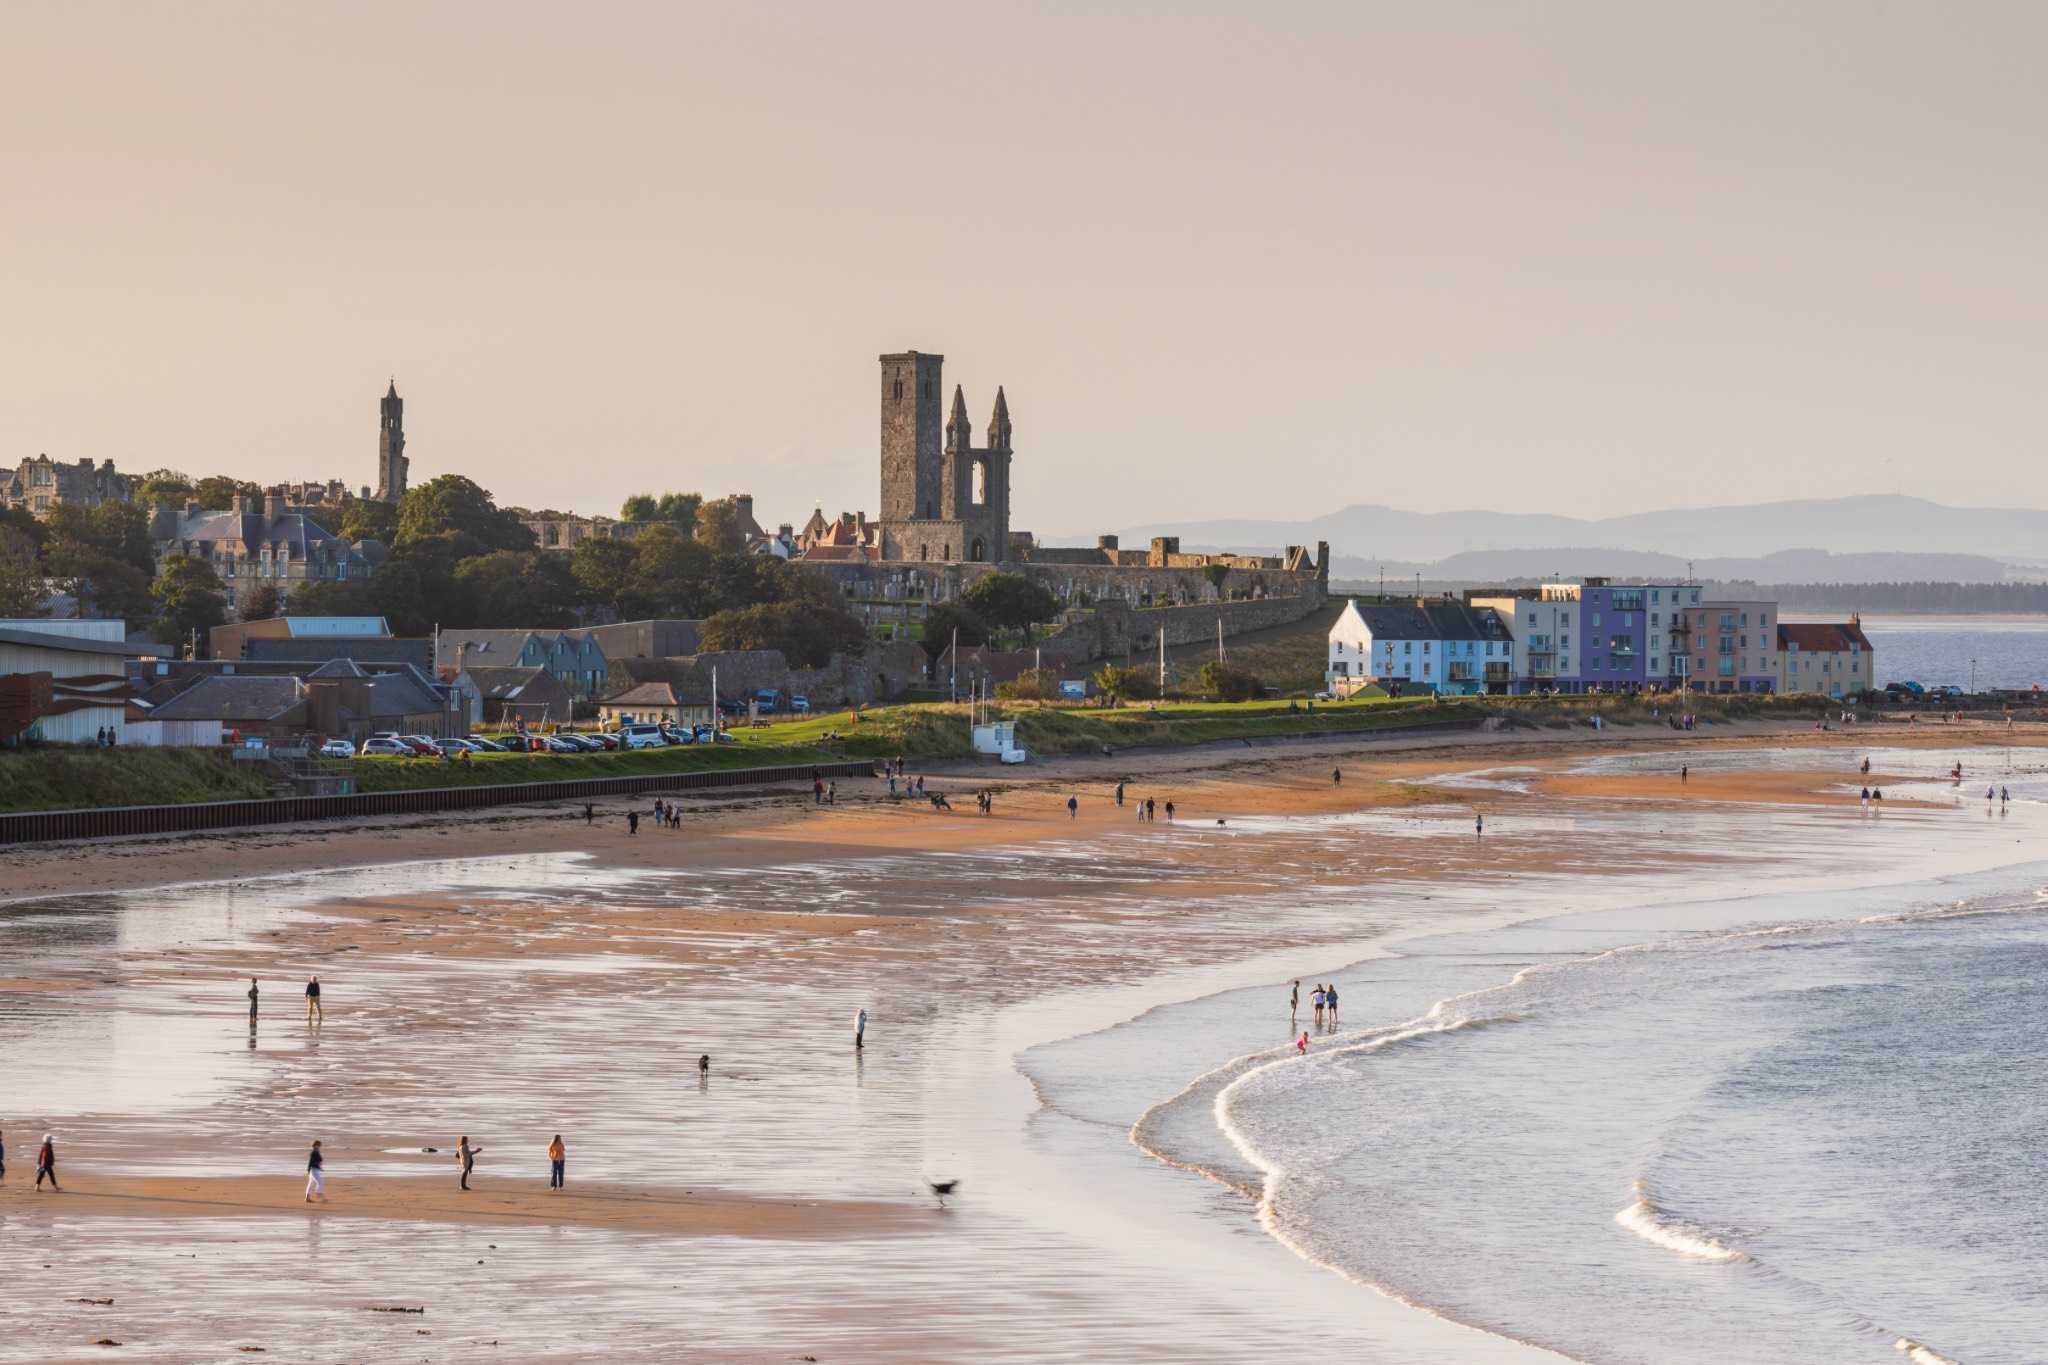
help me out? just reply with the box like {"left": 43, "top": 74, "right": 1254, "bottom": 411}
{"left": 1403, "top": 641, "right": 1412, "bottom": 655}
{"left": 971, "top": 460, "right": 987, "bottom": 506}
{"left": 892, "top": 370, "right": 903, "bottom": 400}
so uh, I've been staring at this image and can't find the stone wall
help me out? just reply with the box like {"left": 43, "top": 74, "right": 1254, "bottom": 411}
{"left": 605, "top": 642, "right": 927, "bottom": 708}
{"left": 800, "top": 557, "right": 1324, "bottom": 613}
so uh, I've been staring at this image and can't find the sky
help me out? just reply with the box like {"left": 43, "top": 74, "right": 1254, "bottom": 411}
{"left": 4, "top": 2, "right": 2043, "bottom": 537}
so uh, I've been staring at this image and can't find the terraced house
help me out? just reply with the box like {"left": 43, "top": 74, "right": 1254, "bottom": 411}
{"left": 434, "top": 629, "right": 609, "bottom": 700}
{"left": 1326, "top": 597, "right": 1516, "bottom": 696}
{"left": 1777, "top": 619, "right": 1874, "bottom": 699}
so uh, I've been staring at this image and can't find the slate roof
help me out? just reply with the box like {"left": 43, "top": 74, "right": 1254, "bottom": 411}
{"left": 1342, "top": 600, "right": 1512, "bottom": 642}
{"left": 462, "top": 666, "right": 554, "bottom": 700}
{"left": 151, "top": 674, "right": 304, "bottom": 722}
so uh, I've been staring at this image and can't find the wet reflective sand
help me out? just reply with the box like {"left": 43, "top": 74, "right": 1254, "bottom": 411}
{"left": 2, "top": 733, "right": 2039, "bottom": 1361}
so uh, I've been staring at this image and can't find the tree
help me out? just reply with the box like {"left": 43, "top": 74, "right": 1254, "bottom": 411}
{"left": 153, "top": 555, "right": 226, "bottom": 649}
{"left": 367, "top": 558, "right": 433, "bottom": 636}
{"left": 707, "top": 552, "right": 801, "bottom": 614}
{"left": 694, "top": 497, "right": 751, "bottom": 555}
{"left": 192, "top": 475, "right": 261, "bottom": 510}
{"left": 454, "top": 550, "right": 580, "bottom": 629}
{"left": 960, "top": 573, "right": 1060, "bottom": 642}
{"left": 280, "top": 578, "right": 374, "bottom": 618}
{"left": 623, "top": 524, "right": 715, "bottom": 618}
{"left": 1196, "top": 660, "right": 1264, "bottom": 702}
{"left": 655, "top": 492, "right": 702, "bottom": 534}
{"left": 619, "top": 494, "right": 659, "bottom": 523}
{"left": 1091, "top": 664, "right": 1157, "bottom": 703}
{"left": 919, "top": 602, "right": 987, "bottom": 658}
{"left": 334, "top": 497, "right": 399, "bottom": 545}
{"left": 1202, "top": 563, "right": 1232, "bottom": 600}
{"left": 571, "top": 537, "right": 639, "bottom": 618}
{"left": 699, "top": 600, "right": 866, "bottom": 669}
{"left": 239, "top": 582, "right": 283, "bottom": 622}
{"left": 395, "top": 475, "right": 535, "bottom": 555}
{"left": 134, "top": 471, "right": 195, "bottom": 511}
{"left": 46, "top": 502, "right": 155, "bottom": 577}
{"left": 42, "top": 503, "right": 157, "bottom": 624}
{"left": 0, "top": 527, "right": 46, "bottom": 617}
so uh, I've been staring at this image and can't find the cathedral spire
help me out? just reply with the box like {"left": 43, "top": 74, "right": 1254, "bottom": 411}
{"left": 946, "top": 383, "right": 972, "bottom": 453}
{"left": 987, "top": 386, "right": 1012, "bottom": 451}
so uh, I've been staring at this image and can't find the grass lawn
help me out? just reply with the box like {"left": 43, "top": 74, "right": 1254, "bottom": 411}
{"left": 0, "top": 747, "right": 273, "bottom": 813}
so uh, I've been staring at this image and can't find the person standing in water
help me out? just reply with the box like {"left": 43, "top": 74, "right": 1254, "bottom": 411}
{"left": 1311, "top": 984, "right": 1325, "bottom": 1027}
{"left": 247, "top": 977, "right": 259, "bottom": 1024}
{"left": 1475, "top": 812, "right": 1484, "bottom": 836}
{"left": 304, "top": 975, "right": 321, "bottom": 1025}
{"left": 854, "top": 1008, "right": 867, "bottom": 1050}
{"left": 1326, "top": 982, "right": 1340, "bottom": 1024}
{"left": 1296, "top": 1032, "right": 1309, "bottom": 1056}
{"left": 547, "top": 1134, "right": 566, "bottom": 1190}
{"left": 1290, "top": 979, "right": 1300, "bottom": 1021}
{"left": 456, "top": 1136, "right": 482, "bottom": 1191}
{"left": 303, "top": 1139, "right": 324, "bottom": 1202}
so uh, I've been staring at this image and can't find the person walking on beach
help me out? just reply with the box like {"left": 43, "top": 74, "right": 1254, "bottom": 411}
{"left": 855, "top": 1008, "right": 867, "bottom": 1050}
{"left": 1290, "top": 980, "right": 1300, "bottom": 1021}
{"left": 1311, "top": 984, "right": 1325, "bottom": 1027}
{"left": 827, "top": 781, "right": 836, "bottom": 805}
{"left": 1326, "top": 982, "right": 1339, "bottom": 1024}
{"left": 457, "top": 1136, "right": 482, "bottom": 1191}
{"left": 584, "top": 803, "right": 594, "bottom": 826}
{"left": 1681, "top": 765, "right": 1688, "bottom": 783}
{"left": 35, "top": 1134, "right": 58, "bottom": 1191}
{"left": 1067, "top": 796, "right": 1078, "bottom": 819}
{"left": 1115, "top": 781, "right": 1125, "bottom": 807}
{"left": 628, "top": 810, "right": 640, "bottom": 836}
{"left": 1333, "top": 767, "right": 1342, "bottom": 786}
{"left": 1861, "top": 786, "right": 1870, "bottom": 808}
{"left": 304, "top": 975, "right": 322, "bottom": 1025}
{"left": 1, "top": 1126, "right": 6, "bottom": 1181}
{"left": 248, "top": 977, "right": 259, "bottom": 1024}
{"left": 1475, "top": 812, "right": 1484, "bottom": 836}
{"left": 1164, "top": 801, "right": 1175, "bottom": 822}
{"left": 304, "top": 1140, "right": 324, "bottom": 1202}
{"left": 547, "top": 1134, "right": 566, "bottom": 1190}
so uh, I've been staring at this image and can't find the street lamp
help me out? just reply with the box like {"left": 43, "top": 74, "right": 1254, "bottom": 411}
{"left": 1970, "top": 658, "right": 1977, "bottom": 695}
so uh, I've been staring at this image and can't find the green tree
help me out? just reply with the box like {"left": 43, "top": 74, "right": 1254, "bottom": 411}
{"left": 1195, "top": 660, "right": 1264, "bottom": 702}
{"left": 693, "top": 496, "right": 751, "bottom": 555}
{"left": 655, "top": 492, "right": 702, "bottom": 534}
{"left": 619, "top": 494, "right": 659, "bottom": 523}
{"left": 454, "top": 550, "right": 580, "bottom": 628}
{"left": 368, "top": 558, "right": 434, "bottom": 636}
{"left": 278, "top": 578, "right": 374, "bottom": 618}
{"left": 960, "top": 573, "right": 1060, "bottom": 643}
{"left": 153, "top": 555, "right": 226, "bottom": 649}
{"left": 570, "top": 537, "right": 639, "bottom": 617}
{"left": 1091, "top": 664, "right": 1157, "bottom": 703}
{"left": 45, "top": 502, "right": 155, "bottom": 577}
{"left": 239, "top": 582, "right": 284, "bottom": 622}
{"left": 134, "top": 471, "right": 195, "bottom": 511}
{"left": 0, "top": 527, "right": 47, "bottom": 617}
{"left": 699, "top": 600, "right": 866, "bottom": 669}
{"left": 0, "top": 504, "right": 47, "bottom": 553}
{"left": 334, "top": 497, "right": 399, "bottom": 545}
{"left": 624, "top": 524, "right": 715, "bottom": 618}
{"left": 192, "top": 475, "right": 261, "bottom": 510}
{"left": 395, "top": 475, "right": 535, "bottom": 556}
{"left": 919, "top": 602, "right": 988, "bottom": 658}
{"left": 1202, "top": 563, "right": 1232, "bottom": 599}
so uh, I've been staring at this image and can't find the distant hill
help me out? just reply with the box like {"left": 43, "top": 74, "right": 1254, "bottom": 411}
{"left": 1327, "top": 547, "right": 2015, "bottom": 587}
{"left": 1098, "top": 494, "right": 2048, "bottom": 567}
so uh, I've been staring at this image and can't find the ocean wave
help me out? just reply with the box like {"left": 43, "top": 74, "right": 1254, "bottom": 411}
{"left": 1613, "top": 1181, "right": 1745, "bottom": 1263}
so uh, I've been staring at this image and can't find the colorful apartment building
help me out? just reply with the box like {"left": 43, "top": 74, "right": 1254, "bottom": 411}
{"left": 1326, "top": 598, "right": 1516, "bottom": 695}
{"left": 1680, "top": 599, "right": 1780, "bottom": 693}
{"left": 1473, "top": 580, "right": 1709, "bottom": 693}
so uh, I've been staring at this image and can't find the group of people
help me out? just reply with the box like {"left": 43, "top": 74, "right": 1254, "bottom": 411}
{"left": 0, "top": 1129, "right": 61, "bottom": 1190}
{"left": 1290, "top": 978, "right": 1342, "bottom": 1028}
{"left": 92, "top": 726, "right": 120, "bottom": 747}
{"left": 627, "top": 800, "right": 684, "bottom": 835}
{"left": 242, "top": 974, "right": 324, "bottom": 1025}
{"left": 811, "top": 776, "right": 838, "bottom": 804}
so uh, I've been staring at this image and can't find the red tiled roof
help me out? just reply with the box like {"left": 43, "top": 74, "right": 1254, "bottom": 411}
{"left": 1777, "top": 622, "right": 1872, "bottom": 652}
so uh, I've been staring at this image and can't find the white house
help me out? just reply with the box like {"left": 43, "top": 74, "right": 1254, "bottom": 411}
{"left": 1326, "top": 598, "right": 1516, "bottom": 696}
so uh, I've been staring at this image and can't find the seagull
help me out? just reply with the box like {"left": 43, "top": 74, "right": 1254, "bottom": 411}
{"left": 927, "top": 1179, "right": 959, "bottom": 1208}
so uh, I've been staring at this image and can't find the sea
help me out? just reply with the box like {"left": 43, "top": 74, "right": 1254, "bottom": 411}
{"left": 1026, "top": 745, "right": 2048, "bottom": 1365}
{"left": 1806, "top": 614, "right": 2048, "bottom": 692}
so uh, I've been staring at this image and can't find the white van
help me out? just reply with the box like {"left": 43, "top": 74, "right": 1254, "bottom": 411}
{"left": 618, "top": 722, "right": 667, "bottom": 750}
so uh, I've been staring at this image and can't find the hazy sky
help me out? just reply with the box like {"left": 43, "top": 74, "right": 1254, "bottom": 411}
{"left": 4, "top": 2, "right": 2043, "bottom": 535}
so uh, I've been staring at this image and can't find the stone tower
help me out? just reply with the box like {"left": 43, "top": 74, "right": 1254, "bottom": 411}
{"left": 879, "top": 352, "right": 944, "bottom": 522}
{"left": 375, "top": 379, "right": 409, "bottom": 503}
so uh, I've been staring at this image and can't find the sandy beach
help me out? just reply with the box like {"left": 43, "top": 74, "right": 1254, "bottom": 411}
{"left": 2, "top": 716, "right": 2040, "bottom": 1361}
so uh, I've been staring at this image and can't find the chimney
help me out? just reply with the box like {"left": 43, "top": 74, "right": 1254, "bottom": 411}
{"left": 266, "top": 492, "right": 287, "bottom": 517}
{"left": 78, "top": 456, "right": 93, "bottom": 469}
{"left": 185, "top": 500, "right": 201, "bottom": 518}
{"left": 1097, "top": 534, "right": 1119, "bottom": 551}
{"left": 735, "top": 493, "right": 755, "bottom": 529}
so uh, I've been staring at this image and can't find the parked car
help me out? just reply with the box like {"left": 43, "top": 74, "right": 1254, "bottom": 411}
{"left": 465, "top": 735, "right": 507, "bottom": 752}
{"left": 543, "top": 736, "right": 583, "bottom": 753}
{"left": 358, "top": 737, "right": 411, "bottom": 756}
{"left": 318, "top": 738, "right": 356, "bottom": 758}
{"left": 397, "top": 735, "right": 441, "bottom": 756}
{"left": 437, "top": 738, "right": 483, "bottom": 754}
{"left": 659, "top": 725, "right": 696, "bottom": 745}
{"left": 618, "top": 723, "right": 667, "bottom": 750}
{"left": 694, "top": 724, "right": 736, "bottom": 744}
{"left": 789, "top": 695, "right": 810, "bottom": 714}
{"left": 564, "top": 733, "right": 608, "bottom": 752}
{"left": 753, "top": 688, "right": 783, "bottom": 714}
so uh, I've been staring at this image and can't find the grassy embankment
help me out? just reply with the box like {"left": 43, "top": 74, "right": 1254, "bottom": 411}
{"left": 0, "top": 690, "right": 1835, "bottom": 811}
{"left": 0, "top": 747, "right": 274, "bottom": 813}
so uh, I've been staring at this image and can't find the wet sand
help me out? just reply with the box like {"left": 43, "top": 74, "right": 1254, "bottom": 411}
{"left": 1, "top": 718, "right": 2040, "bottom": 1361}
